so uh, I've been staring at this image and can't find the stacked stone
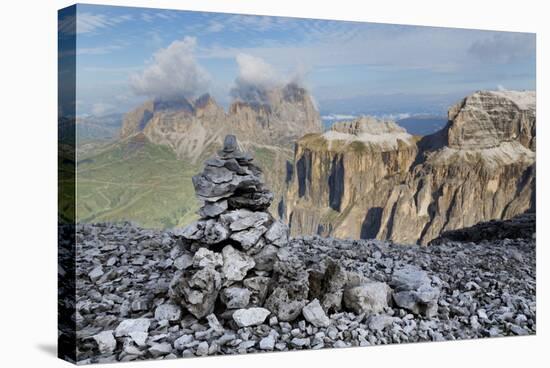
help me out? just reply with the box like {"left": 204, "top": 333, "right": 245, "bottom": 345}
{"left": 169, "top": 135, "right": 290, "bottom": 325}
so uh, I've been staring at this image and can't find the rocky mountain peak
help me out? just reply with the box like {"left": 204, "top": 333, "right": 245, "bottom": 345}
{"left": 194, "top": 93, "right": 216, "bottom": 109}
{"left": 446, "top": 90, "right": 535, "bottom": 150}
{"left": 281, "top": 82, "right": 307, "bottom": 103}
{"left": 331, "top": 116, "right": 407, "bottom": 135}
{"left": 153, "top": 97, "right": 195, "bottom": 113}
{"left": 321, "top": 116, "right": 414, "bottom": 150}
{"left": 120, "top": 82, "right": 321, "bottom": 150}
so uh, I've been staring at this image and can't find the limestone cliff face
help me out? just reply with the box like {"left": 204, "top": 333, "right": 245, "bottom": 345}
{"left": 285, "top": 117, "right": 419, "bottom": 238}
{"left": 285, "top": 91, "right": 536, "bottom": 244}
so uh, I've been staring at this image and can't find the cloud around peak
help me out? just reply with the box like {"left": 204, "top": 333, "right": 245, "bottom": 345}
{"left": 130, "top": 36, "right": 210, "bottom": 101}
{"left": 230, "top": 53, "right": 308, "bottom": 104}
{"left": 230, "top": 53, "right": 281, "bottom": 104}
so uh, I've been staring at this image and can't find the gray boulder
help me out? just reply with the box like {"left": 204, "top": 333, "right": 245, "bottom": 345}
{"left": 232, "top": 307, "right": 271, "bottom": 327}
{"left": 179, "top": 218, "right": 231, "bottom": 244}
{"left": 265, "top": 287, "right": 307, "bottom": 322}
{"left": 390, "top": 266, "right": 440, "bottom": 317}
{"left": 302, "top": 299, "right": 330, "bottom": 327}
{"left": 308, "top": 259, "right": 347, "bottom": 312}
{"left": 221, "top": 245, "right": 255, "bottom": 282}
{"left": 114, "top": 318, "right": 151, "bottom": 337}
{"left": 343, "top": 282, "right": 391, "bottom": 314}
{"left": 193, "top": 248, "right": 223, "bottom": 269}
{"left": 220, "top": 210, "right": 270, "bottom": 231}
{"left": 170, "top": 267, "right": 222, "bottom": 319}
{"left": 221, "top": 287, "right": 251, "bottom": 309}
{"left": 154, "top": 303, "right": 182, "bottom": 322}
{"left": 265, "top": 221, "right": 289, "bottom": 247}
{"left": 92, "top": 330, "right": 116, "bottom": 354}
{"left": 199, "top": 199, "right": 228, "bottom": 218}
{"left": 230, "top": 226, "right": 267, "bottom": 250}
{"left": 251, "top": 244, "right": 278, "bottom": 271}
{"left": 228, "top": 190, "right": 274, "bottom": 211}
{"left": 243, "top": 276, "right": 271, "bottom": 305}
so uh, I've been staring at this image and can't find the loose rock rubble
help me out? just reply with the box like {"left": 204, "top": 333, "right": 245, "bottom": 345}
{"left": 73, "top": 136, "right": 536, "bottom": 364}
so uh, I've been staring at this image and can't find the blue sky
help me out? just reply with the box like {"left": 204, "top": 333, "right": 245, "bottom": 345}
{"left": 60, "top": 4, "right": 536, "bottom": 117}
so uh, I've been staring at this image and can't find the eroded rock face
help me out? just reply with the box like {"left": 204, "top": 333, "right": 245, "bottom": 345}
{"left": 285, "top": 90, "right": 535, "bottom": 244}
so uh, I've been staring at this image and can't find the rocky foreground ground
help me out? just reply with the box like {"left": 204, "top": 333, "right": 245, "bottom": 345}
{"left": 73, "top": 216, "right": 536, "bottom": 364}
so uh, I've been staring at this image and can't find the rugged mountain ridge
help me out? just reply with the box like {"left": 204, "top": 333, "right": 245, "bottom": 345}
{"left": 120, "top": 83, "right": 321, "bottom": 162}
{"left": 114, "top": 83, "right": 321, "bottom": 223}
{"left": 285, "top": 90, "right": 536, "bottom": 244}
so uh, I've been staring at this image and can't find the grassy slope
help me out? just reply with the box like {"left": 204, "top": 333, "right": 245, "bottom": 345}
{"left": 74, "top": 138, "right": 289, "bottom": 230}
{"left": 76, "top": 139, "right": 200, "bottom": 229}
{"left": 59, "top": 143, "right": 76, "bottom": 223}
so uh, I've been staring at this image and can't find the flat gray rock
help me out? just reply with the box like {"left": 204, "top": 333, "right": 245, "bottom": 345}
{"left": 221, "top": 245, "right": 255, "bottom": 282}
{"left": 230, "top": 226, "right": 267, "bottom": 250}
{"left": 193, "top": 248, "right": 223, "bottom": 269}
{"left": 343, "top": 282, "right": 391, "bottom": 314}
{"left": 92, "top": 331, "right": 116, "bottom": 354}
{"left": 302, "top": 299, "right": 330, "bottom": 327}
{"left": 154, "top": 303, "right": 182, "bottom": 322}
{"left": 114, "top": 318, "right": 151, "bottom": 337}
{"left": 265, "top": 221, "right": 289, "bottom": 247}
{"left": 232, "top": 307, "right": 271, "bottom": 327}
{"left": 199, "top": 200, "right": 228, "bottom": 218}
{"left": 221, "top": 287, "right": 251, "bottom": 309}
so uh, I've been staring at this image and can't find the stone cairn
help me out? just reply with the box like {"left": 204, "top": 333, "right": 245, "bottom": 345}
{"left": 168, "top": 134, "right": 439, "bottom": 330}
{"left": 169, "top": 135, "right": 294, "bottom": 326}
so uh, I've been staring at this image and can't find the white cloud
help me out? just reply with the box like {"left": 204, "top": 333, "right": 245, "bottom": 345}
{"left": 229, "top": 53, "right": 312, "bottom": 104}
{"left": 141, "top": 13, "right": 154, "bottom": 23}
{"left": 468, "top": 33, "right": 535, "bottom": 64}
{"left": 230, "top": 54, "right": 282, "bottom": 103}
{"left": 129, "top": 36, "right": 210, "bottom": 100}
{"left": 236, "top": 54, "right": 280, "bottom": 89}
{"left": 197, "top": 25, "right": 535, "bottom": 78}
{"left": 59, "top": 12, "right": 133, "bottom": 35}
{"left": 205, "top": 20, "right": 225, "bottom": 33}
{"left": 91, "top": 102, "right": 115, "bottom": 116}
{"left": 77, "top": 45, "right": 122, "bottom": 55}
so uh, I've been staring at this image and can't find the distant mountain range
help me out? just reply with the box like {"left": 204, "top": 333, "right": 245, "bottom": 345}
{"left": 76, "top": 113, "right": 123, "bottom": 143}
{"left": 73, "top": 82, "right": 321, "bottom": 227}
{"left": 71, "top": 87, "right": 536, "bottom": 245}
{"left": 322, "top": 114, "right": 447, "bottom": 136}
{"left": 318, "top": 91, "right": 467, "bottom": 118}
